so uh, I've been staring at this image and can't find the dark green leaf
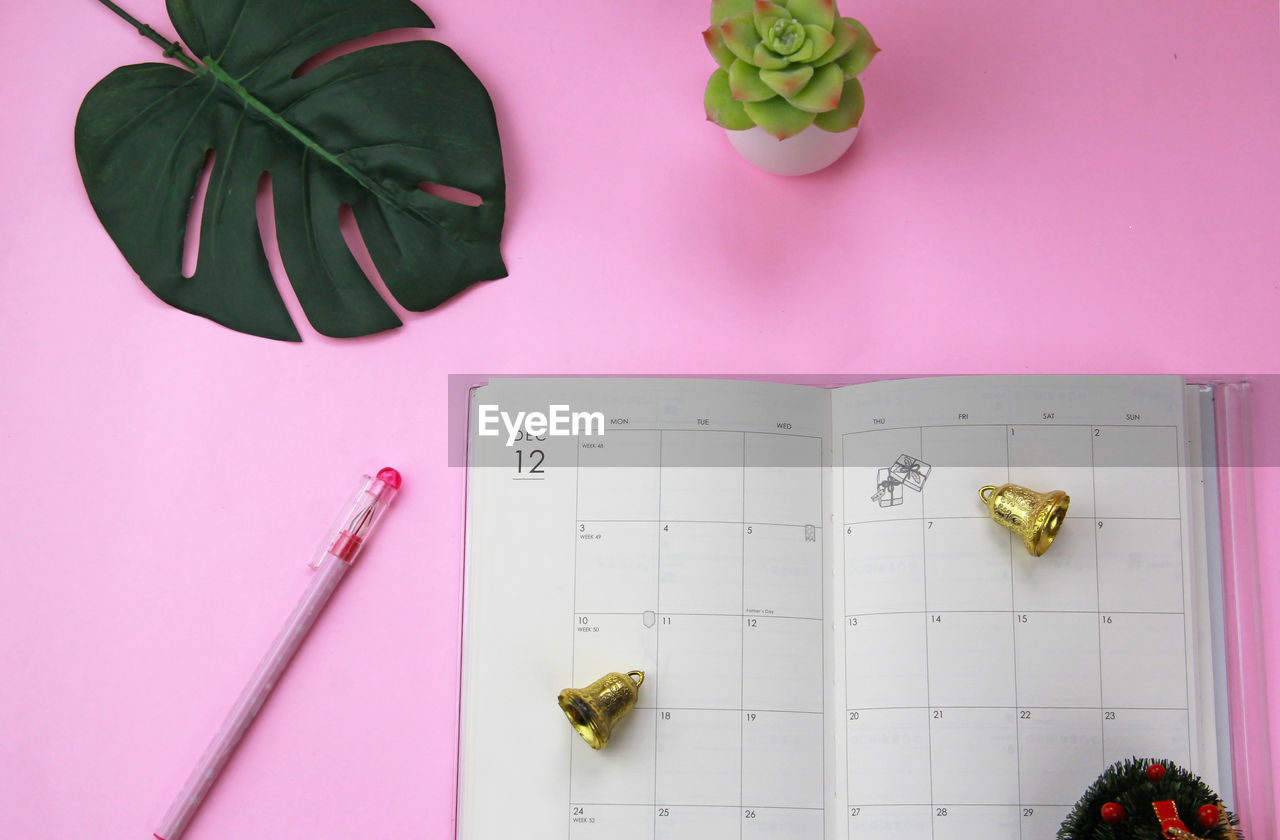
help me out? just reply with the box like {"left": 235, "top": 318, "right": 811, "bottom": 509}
{"left": 76, "top": 0, "right": 507, "bottom": 340}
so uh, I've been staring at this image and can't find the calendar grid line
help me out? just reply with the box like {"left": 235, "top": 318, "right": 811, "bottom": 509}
{"left": 842, "top": 515, "right": 1179, "bottom": 527}
{"left": 567, "top": 434, "right": 580, "bottom": 840}
{"left": 841, "top": 433, "right": 851, "bottom": 818}
{"left": 636, "top": 706, "right": 824, "bottom": 714}
{"left": 842, "top": 609, "right": 1188, "bottom": 618}
{"left": 841, "top": 423, "right": 1176, "bottom": 437}
{"left": 652, "top": 430, "right": 663, "bottom": 837}
{"left": 580, "top": 611, "right": 822, "bottom": 621}
{"left": 740, "top": 433, "right": 745, "bottom": 840}
{"left": 1005, "top": 427, "right": 1024, "bottom": 840}
{"left": 845, "top": 802, "right": 1080, "bottom": 808}
{"left": 1091, "top": 425, "right": 1106, "bottom": 767}
{"left": 844, "top": 705, "right": 1190, "bottom": 712}
{"left": 819, "top": 432, "right": 828, "bottom": 840}
{"left": 571, "top": 802, "right": 824, "bottom": 811}
{"left": 1176, "top": 427, "right": 1192, "bottom": 754}
{"left": 919, "top": 427, "right": 936, "bottom": 840}
{"left": 585, "top": 427, "right": 822, "bottom": 441}
{"left": 581, "top": 518, "right": 823, "bottom": 529}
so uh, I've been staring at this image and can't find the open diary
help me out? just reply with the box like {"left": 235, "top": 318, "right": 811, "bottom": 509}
{"left": 458, "top": 376, "right": 1248, "bottom": 840}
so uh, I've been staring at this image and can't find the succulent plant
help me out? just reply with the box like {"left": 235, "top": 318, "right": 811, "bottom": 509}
{"left": 704, "top": 0, "right": 878, "bottom": 140}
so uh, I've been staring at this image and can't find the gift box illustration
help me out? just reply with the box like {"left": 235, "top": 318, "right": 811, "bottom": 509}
{"left": 871, "top": 468, "right": 904, "bottom": 507}
{"left": 870, "top": 455, "right": 933, "bottom": 507}
{"left": 889, "top": 454, "right": 932, "bottom": 492}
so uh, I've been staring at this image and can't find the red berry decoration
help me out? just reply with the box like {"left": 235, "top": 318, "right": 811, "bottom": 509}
{"left": 1100, "top": 801, "right": 1126, "bottom": 824}
{"left": 1198, "top": 804, "right": 1221, "bottom": 828}
{"left": 1147, "top": 763, "right": 1168, "bottom": 781}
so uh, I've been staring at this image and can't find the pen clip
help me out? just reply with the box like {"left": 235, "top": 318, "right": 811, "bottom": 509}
{"left": 310, "top": 469, "right": 401, "bottom": 568}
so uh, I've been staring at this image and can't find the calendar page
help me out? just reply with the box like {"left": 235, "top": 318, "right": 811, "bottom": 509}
{"left": 830, "top": 376, "right": 1218, "bottom": 840}
{"left": 459, "top": 379, "right": 836, "bottom": 840}
{"left": 458, "top": 376, "right": 1218, "bottom": 840}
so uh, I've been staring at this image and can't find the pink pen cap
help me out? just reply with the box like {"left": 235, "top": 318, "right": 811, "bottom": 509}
{"left": 310, "top": 468, "right": 402, "bottom": 567}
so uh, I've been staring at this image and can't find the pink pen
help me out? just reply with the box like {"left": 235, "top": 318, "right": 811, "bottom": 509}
{"left": 154, "top": 468, "right": 402, "bottom": 840}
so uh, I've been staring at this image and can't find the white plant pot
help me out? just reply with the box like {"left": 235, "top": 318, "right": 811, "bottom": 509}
{"left": 726, "top": 123, "right": 857, "bottom": 176}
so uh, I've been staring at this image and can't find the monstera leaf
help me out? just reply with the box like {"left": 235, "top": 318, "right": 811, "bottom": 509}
{"left": 76, "top": 0, "right": 506, "bottom": 341}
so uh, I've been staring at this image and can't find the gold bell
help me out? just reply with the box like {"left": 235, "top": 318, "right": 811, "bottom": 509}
{"left": 979, "top": 483, "right": 1070, "bottom": 557}
{"left": 558, "top": 670, "right": 645, "bottom": 750}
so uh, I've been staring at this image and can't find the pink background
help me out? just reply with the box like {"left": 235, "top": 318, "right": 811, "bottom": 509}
{"left": 2, "top": 0, "right": 1279, "bottom": 837}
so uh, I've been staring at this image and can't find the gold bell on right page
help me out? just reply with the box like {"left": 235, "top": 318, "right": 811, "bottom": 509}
{"left": 979, "top": 484, "right": 1070, "bottom": 557}
{"left": 558, "top": 670, "right": 644, "bottom": 750}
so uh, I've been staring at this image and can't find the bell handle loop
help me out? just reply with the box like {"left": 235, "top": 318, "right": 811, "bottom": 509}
{"left": 979, "top": 485, "right": 999, "bottom": 504}
{"left": 626, "top": 670, "right": 645, "bottom": 688}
